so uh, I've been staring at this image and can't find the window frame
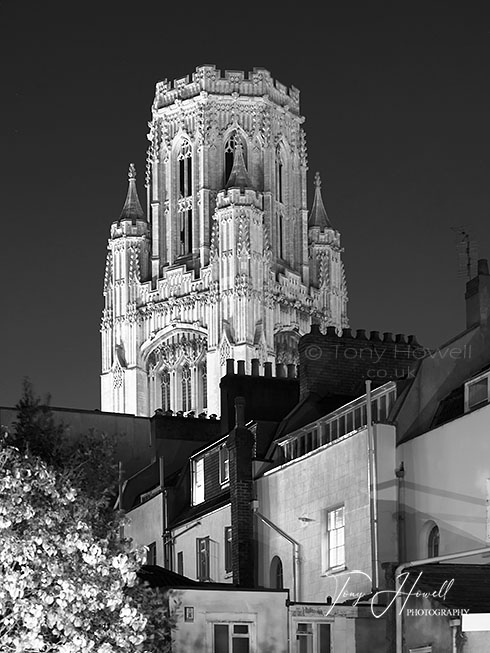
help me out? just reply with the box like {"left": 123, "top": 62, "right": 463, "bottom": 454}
{"left": 294, "top": 621, "right": 332, "bottom": 653}
{"left": 196, "top": 536, "right": 210, "bottom": 581}
{"left": 324, "top": 505, "right": 345, "bottom": 572}
{"left": 219, "top": 444, "right": 230, "bottom": 486}
{"left": 465, "top": 371, "right": 490, "bottom": 412}
{"left": 192, "top": 456, "right": 205, "bottom": 505}
{"left": 224, "top": 526, "right": 233, "bottom": 574}
{"left": 212, "top": 621, "right": 253, "bottom": 653}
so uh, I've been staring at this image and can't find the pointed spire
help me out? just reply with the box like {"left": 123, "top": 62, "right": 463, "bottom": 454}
{"left": 225, "top": 141, "right": 253, "bottom": 190}
{"left": 120, "top": 163, "right": 145, "bottom": 221}
{"left": 308, "top": 172, "right": 332, "bottom": 229}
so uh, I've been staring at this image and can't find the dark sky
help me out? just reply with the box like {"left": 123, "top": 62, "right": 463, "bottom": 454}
{"left": 1, "top": 2, "right": 490, "bottom": 410}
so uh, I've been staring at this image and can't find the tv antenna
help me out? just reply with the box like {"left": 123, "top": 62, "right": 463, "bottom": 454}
{"left": 452, "top": 227, "right": 478, "bottom": 280}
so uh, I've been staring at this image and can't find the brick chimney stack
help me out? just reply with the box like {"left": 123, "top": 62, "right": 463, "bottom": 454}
{"left": 465, "top": 259, "right": 490, "bottom": 328}
{"left": 226, "top": 396, "right": 255, "bottom": 588}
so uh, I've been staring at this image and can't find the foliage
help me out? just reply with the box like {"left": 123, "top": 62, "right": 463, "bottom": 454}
{"left": 0, "top": 381, "right": 175, "bottom": 652}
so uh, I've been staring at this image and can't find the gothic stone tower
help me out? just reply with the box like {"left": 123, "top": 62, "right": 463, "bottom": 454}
{"left": 101, "top": 65, "right": 348, "bottom": 417}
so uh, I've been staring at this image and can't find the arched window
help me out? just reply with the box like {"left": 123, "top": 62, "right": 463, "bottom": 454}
{"left": 224, "top": 131, "right": 247, "bottom": 185}
{"left": 177, "top": 140, "right": 193, "bottom": 256}
{"left": 161, "top": 369, "right": 171, "bottom": 411}
{"left": 428, "top": 525, "right": 440, "bottom": 558}
{"left": 276, "top": 147, "right": 284, "bottom": 202}
{"left": 270, "top": 556, "right": 283, "bottom": 589}
{"left": 277, "top": 213, "right": 285, "bottom": 260}
{"left": 181, "top": 364, "right": 192, "bottom": 412}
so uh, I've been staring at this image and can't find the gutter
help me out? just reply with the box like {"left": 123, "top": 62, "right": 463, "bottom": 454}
{"left": 395, "top": 545, "right": 490, "bottom": 653}
{"left": 254, "top": 509, "right": 301, "bottom": 602}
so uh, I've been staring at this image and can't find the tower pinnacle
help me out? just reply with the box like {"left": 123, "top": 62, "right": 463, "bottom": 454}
{"left": 308, "top": 172, "right": 331, "bottom": 229}
{"left": 225, "top": 141, "right": 253, "bottom": 190}
{"left": 120, "top": 163, "right": 145, "bottom": 221}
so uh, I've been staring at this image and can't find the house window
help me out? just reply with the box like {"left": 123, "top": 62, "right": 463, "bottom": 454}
{"left": 296, "top": 623, "right": 331, "bottom": 653}
{"left": 428, "top": 525, "right": 440, "bottom": 558}
{"left": 161, "top": 369, "right": 171, "bottom": 411}
{"left": 465, "top": 372, "right": 490, "bottom": 411}
{"left": 192, "top": 457, "right": 204, "bottom": 505}
{"left": 214, "top": 623, "right": 251, "bottom": 653}
{"left": 219, "top": 444, "right": 229, "bottom": 485}
{"left": 177, "top": 551, "right": 184, "bottom": 576}
{"left": 270, "top": 555, "right": 283, "bottom": 589}
{"left": 196, "top": 536, "right": 210, "bottom": 581}
{"left": 146, "top": 541, "right": 156, "bottom": 566}
{"left": 177, "top": 140, "right": 193, "bottom": 256}
{"left": 224, "top": 526, "right": 232, "bottom": 573}
{"left": 326, "top": 506, "right": 345, "bottom": 570}
{"left": 182, "top": 364, "right": 192, "bottom": 412}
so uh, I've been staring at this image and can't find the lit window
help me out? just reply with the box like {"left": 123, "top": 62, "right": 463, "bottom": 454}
{"left": 196, "top": 536, "right": 210, "bottom": 581}
{"left": 224, "top": 526, "right": 232, "bottom": 573}
{"left": 465, "top": 373, "right": 490, "bottom": 411}
{"left": 428, "top": 525, "right": 440, "bottom": 558}
{"left": 327, "top": 506, "right": 345, "bottom": 570}
{"left": 192, "top": 457, "right": 204, "bottom": 505}
{"left": 219, "top": 444, "right": 229, "bottom": 485}
{"left": 214, "top": 623, "right": 251, "bottom": 653}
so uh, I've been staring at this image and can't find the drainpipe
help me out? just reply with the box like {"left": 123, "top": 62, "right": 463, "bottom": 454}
{"left": 254, "top": 509, "right": 301, "bottom": 602}
{"left": 395, "top": 545, "right": 490, "bottom": 653}
{"left": 118, "top": 460, "right": 124, "bottom": 541}
{"left": 366, "top": 380, "right": 380, "bottom": 589}
{"left": 159, "top": 456, "right": 170, "bottom": 568}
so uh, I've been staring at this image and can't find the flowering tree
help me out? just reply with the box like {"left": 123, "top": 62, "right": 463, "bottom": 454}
{"left": 0, "top": 382, "right": 174, "bottom": 652}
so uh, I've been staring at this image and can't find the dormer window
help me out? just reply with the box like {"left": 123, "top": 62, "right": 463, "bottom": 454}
{"left": 465, "top": 371, "right": 490, "bottom": 412}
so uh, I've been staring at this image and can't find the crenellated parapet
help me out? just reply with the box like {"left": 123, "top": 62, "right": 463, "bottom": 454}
{"left": 152, "top": 65, "right": 300, "bottom": 115}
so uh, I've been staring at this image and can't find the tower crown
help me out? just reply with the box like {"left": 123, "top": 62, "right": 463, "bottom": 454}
{"left": 153, "top": 65, "right": 301, "bottom": 116}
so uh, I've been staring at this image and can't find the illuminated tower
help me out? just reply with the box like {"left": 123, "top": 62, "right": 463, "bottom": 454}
{"left": 101, "top": 66, "right": 348, "bottom": 416}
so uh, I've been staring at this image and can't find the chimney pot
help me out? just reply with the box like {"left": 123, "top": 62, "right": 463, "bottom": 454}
{"left": 383, "top": 332, "right": 393, "bottom": 342}
{"left": 237, "top": 360, "right": 246, "bottom": 375}
{"left": 251, "top": 358, "right": 260, "bottom": 376}
{"left": 310, "top": 322, "right": 321, "bottom": 335}
{"left": 327, "top": 326, "right": 337, "bottom": 336}
{"left": 356, "top": 329, "right": 366, "bottom": 339}
{"left": 478, "top": 259, "right": 489, "bottom": 275}
{"left": 234, "top": 396, "right": 246, "bottom": 427}
{"left": 395, "top": 334, "right": 406, "bottom": 343}
{"left": 287, "top": 363, "right": 296, "bottom": 378}
{"left": 370, "top": 330, "right": 380, "bottom": 340}
{"left": 264, "top": 362, "right": 273, "bottom": 377}
{"left": 276, "top": 363, "right": 286, "bottom": 378}
{"left": 342, "top": 328, "right": 352, "bottom": 338}
{"left": 226, "top": 359, "right": 235, "bottom": 374}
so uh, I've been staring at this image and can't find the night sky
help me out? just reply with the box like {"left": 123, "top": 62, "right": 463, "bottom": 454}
{"left": 2, "top": 2, "right": 490, "bottom": 410}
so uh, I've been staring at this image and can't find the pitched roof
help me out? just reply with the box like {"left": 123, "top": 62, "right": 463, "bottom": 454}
{"left": 120, "top": 163, "right": 145, "bottom": 221}
{"left": 308, "top": 172, "right": 332, "bottom": 229}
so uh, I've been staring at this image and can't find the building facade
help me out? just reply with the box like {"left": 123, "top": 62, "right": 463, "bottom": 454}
{"left": 101, "top": 66, "right": 349, "bottom": 417}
